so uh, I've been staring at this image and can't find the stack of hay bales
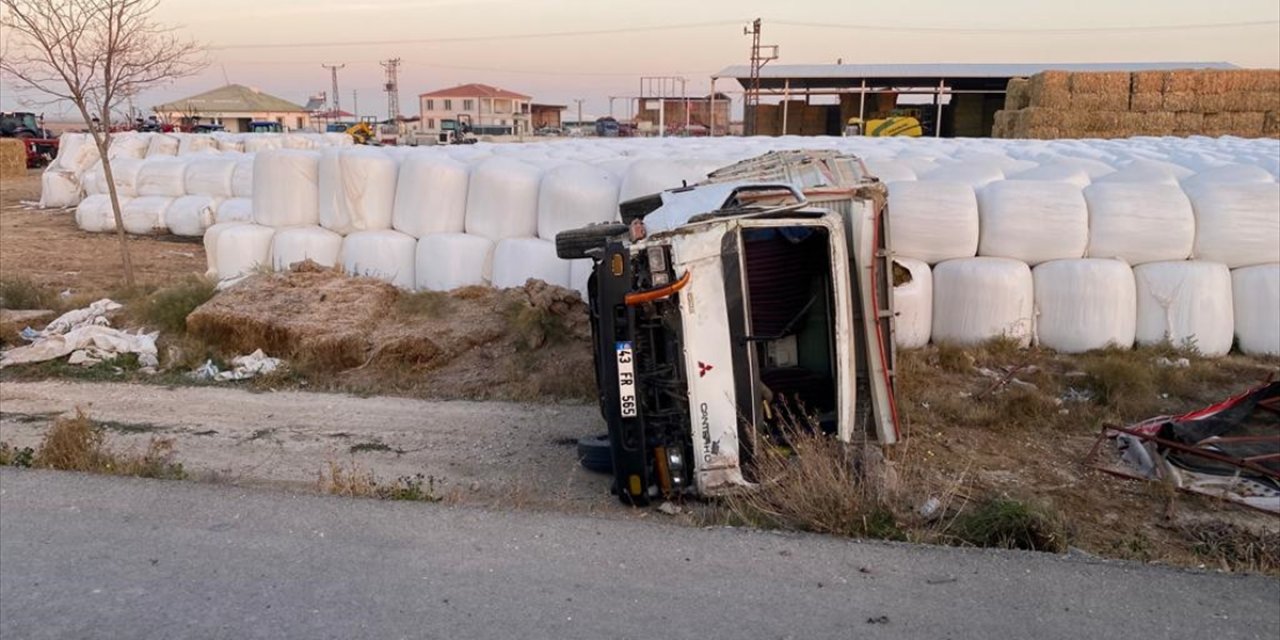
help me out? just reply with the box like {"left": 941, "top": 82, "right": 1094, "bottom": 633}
{"left": 993, "top": 69, "right": 1280, "bottom": 139}
{"left": 0, "top": 139, "right": 26, "bottom": 179}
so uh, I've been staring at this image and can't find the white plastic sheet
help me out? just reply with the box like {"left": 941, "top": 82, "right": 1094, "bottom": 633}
{"left": 51, "top": 133, "right": 99, "bottom": 173}
{"left": 252, "top": 149, "right": 320, "bottom": 228}
{"left": 491, "top": 238, "right": 572, "bottom": 289}
{"left": 536, "top": 163, "right": 620, "bottom": 240}
{"left": 136, "top": 157, "right": 189, "bottom": 197}
{"left": 165, "top": 195, "right": 220, "bottom": 237}
{"left": 39, "top": 170, "right": 82, "bottom": 208}
{"left": 977, "top": 180, "right": 1089, "bottom": 265}
{"left": 1084, "top": 182, "right": 1195, "bottom": 264}
{"left": 1134, "top": 261, "right": 1234, "bottom": 357}
{"left": 341, "top": 230, "right": 417, "bottom": 288}
{"left": 464, "top": 157, "right": 541, "bottom": 241}
{"left": 886, "top": 181, "right": 979, "bottom": 264}
{"left": 414, "top": 233, "right": 495, "bottom": 291}
{"left": 1033, "top": 259, "right": 1136, "bottom": 353}
{"left": 931, "top": 257, "right": 1034, "bottom": 347}
{"left": 391, "top": 154, "right": 470, "bottom": 238}
{"left": 271, "top": 226, "right": 343, "bottom": 271}
{"left": 892, "top": 258, "right": 932, "bottom": 349}
{"left": 0, "top": 325, "right": 158, "bottom": 369}
{"left": 1231, "top": 263, "right": 1280, "bottom": 356}
{"left": 203, "top": 222, "right": 247, "bottom": 278}
{"left": 1188, "top": 183, "right": 1280, "bottom": 268}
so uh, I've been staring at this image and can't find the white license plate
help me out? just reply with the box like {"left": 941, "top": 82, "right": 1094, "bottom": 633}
{"left": 616, "top": 341, "right": 637, "bottom": 418}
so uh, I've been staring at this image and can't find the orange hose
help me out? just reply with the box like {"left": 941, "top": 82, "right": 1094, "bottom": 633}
{"left": 625, "top": 271, "right": 691, "bottom": 306}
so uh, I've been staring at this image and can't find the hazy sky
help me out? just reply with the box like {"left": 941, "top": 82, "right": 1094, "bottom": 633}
{"left": 5, "top": 0, "right": 1278, "bottom": 120}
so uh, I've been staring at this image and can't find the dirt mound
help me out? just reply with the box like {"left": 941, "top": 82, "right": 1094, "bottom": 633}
{"left": 187, "top": 266, "right": 595, "bottom": 401}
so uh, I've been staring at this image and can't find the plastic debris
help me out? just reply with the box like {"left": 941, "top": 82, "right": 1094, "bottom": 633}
{"left": 190, "top": 349, "right": 282, "bottom": 381}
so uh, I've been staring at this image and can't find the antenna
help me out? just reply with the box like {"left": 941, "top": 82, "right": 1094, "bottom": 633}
{"left": 321, "top": 63, "right": 346, "bottom": 114}
{"left": 743, "top": 18, "right": 778, "bottom": 136}
{"left": 220, "top": 64, "right": 231, "bottom": 86}
{"left": 380, "top": 58, "right": 402, "bottom": 122}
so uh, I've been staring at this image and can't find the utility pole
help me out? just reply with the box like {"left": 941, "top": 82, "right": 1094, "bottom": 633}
{"left": 322, "top": 63, "right": 346, "bottom": 114}
{"left": 743, "top": 19, "right": 778, "bottom": 136}
{"left": 572, "top": 98, "right": 584, "bottom": 131}
{"left": 352, "top": 90, "right": 358, "bottom": 120}
{"left": 381, "top": 58, "right": 402, "bottom": 123}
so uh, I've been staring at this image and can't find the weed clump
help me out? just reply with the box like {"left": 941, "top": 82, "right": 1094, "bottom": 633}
{"left": 136, "top": 277, "right": 217, "bottom": 334}
{"left": 504, "top": 300, "right": 571, "bottom": 351}
{"left": 0, "top": 277, "right": 57, "bottom": 310}
{"left": 1181, "top": 521, "right": 1280, "bottom": 573}
{"left": 949, "top": 496, "right": 1068, "bottom": 552}
{"left": 26, "top": 411, "right": 185, "bottom": 479}
{"left": 318, "top": 459, "right": 444, "bottom": 502}
{"left": 0, "top": 442, "right": 35, "bottom": 467}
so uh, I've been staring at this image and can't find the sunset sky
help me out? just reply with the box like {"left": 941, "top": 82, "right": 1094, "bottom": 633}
{"left": 4, "top": 0, "right": 1278, "bottom": 120}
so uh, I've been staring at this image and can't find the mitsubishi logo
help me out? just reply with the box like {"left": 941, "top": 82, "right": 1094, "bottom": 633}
{"left": 698, "top": 361, "right": 714, "bottom": 377}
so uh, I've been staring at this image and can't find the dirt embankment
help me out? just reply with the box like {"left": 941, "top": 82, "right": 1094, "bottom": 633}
{"left": 186, "top": 263, "right": 596, "bottom": 402}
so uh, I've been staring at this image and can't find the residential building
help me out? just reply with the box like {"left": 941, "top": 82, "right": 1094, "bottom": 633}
{"left": 418, "top": 83, "right": 532, "bottom": 136}
{"left": 531, "top": 103, "right": 565, "bottom": 130}
{"left": 153, "top": 84, "right": 311, "bottom": 132}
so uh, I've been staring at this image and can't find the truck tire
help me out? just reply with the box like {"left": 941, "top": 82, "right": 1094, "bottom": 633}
{"left": 577, "top": 433, "right": 613, "bottom": 474}
{"left": 555, "top": 223, "right": 628, "bottom": 260}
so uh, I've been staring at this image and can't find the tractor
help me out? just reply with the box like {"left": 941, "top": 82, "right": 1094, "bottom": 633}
{"left": 0, "top": 112, "right": 59, "bottom": 168}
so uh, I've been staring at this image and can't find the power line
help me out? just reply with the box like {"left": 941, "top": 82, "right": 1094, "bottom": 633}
{"left": 209, "top": 21, "right": 740, "bottom": 51}
{"left": 770, "top": 18, "right": 1280, "bottom": 34}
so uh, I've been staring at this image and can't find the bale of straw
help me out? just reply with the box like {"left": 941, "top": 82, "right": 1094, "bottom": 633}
{"left": 0, "top": 139, "right": 26, "bottom": 180}
{"left": 1131, "top": 71, "right": 1166, "bottom": 94}
{"left": 1175, "top": 112, "right": 1205, "bottom": 130}
{"left": 1069, "top": 93, "right": 1131, "bottom": 112}
{"left": 991, "top": 110, "right": 1019, "bottom": 138}
{"left": 1005, "top": 78, "right": 1032, "bottom": 110}
{"left": 1163, "top": 70, "right": 1207, "bottom": 93}
{"left": 1162, "top": 92, "right": 1198, "bottom": 112}
{"left": 1130, "top": 92, "right": 1162, "bottom": 112}
{"left": 1068, "top": 72, "right": 1131, "bottom": 95}
{"left": 1018, "top": 107, "right": 1066, "bottom": 128}
{"left": 1028, "top": 72, "right": 1071, "bottom": 108}
{"left": 1019, "top": 125, "right": 1062, "bottom": 139}
{"left": 1222, "top": 90, "right": 1280, "bottom": 113}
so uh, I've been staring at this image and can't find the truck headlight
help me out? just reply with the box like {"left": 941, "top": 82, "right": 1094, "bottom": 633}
{"left": 647, "top": 247, "right": 670, "bottom": 285}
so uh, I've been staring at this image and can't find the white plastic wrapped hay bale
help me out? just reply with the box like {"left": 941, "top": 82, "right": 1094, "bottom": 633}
{"left": 322, "top": 132, "right": 353, "bottom": 147}
{"left": 1232, "top": 264, "right": 1280, "bottom": 356}
{"left": 463, "top": 157, "right": 541, "bottom": 241}
{"left": 892, "top": 258, "right": 932, "bottom": 349}
{"left": 391, "top": 154, "right": 470, "bottom": 238}
{"left": 40, "top": 169, "right": 83, "bottom": 208}
{"left": 536, "top": 163, "right": 620, "bottom": 240}
{"left": 82, "top": 169, "right": 104, "bottom": 196}
{"left": 135, "top": 157, "right": 189, "bottom": 197}
{"left": 1133, "top": 261, "right": 1234, "bottom": 356}
{"left": 121, "top": 196, "right": 173, "bottom": 235}
{"left": 271, "top": 226, "right": 343, "bottom": 271}
{"left": 183, "top": 156, "right": 237, "bottom": 198}
{"left": 202, "top": 221, "right": 245, "bottom": 278}
{"left": 243, "top": 135, "right": 283, "bottom": 153}
{"left": 1084, "top": 183, "right": 1194, "bottom": 265}
{"left": 932, "top": 257, "right": 1034, "bottom": 347}
{"left": 977, "top": 180, "right": 1088, "bottom": 265}
{"left": 1032, "top": 259, "right": 1136, "bottom": 353}
{"left": 861, "top": 158, "right": 916, "bottom": 184}
{"left": 50, "top": 132, "right": 99, "bottom": 174}
{"left": 108, "top": 133, "right": 151, "bottom": 160}
{"left": 214, "top": 223, "right": 275, "bottom": 278}
{"left": 919, "top": 162, "right": 1005, "bottom": 188}
{"left": 1188, "top": 183, "right": 1280, "bottom": 268}
{"left": 618, "top": 158, "right": 705, "bottom": 203}
{"left": 569, "top": 258, "right": 592, "bottom": 300}
{"left": 1182, "top": 164, "right": 1276, "bottom": 190}
{"left": 341, "top": 230, "right": 417, "bottom": 289}
{"left": 1008, "top": 163, "right": 1091, "bottom": 187}
{"left": 231, "top": 155, "right": 254, "bottom": 198}
{"left": 145, "top": 134, "right": 180, "bottom": 158}
{"left": 252, "top": 149, "right": 320, "bottom": 228}
{"left": 1095, "top": 160, "right": 1185, "bottom": 185}
{"left": 318, "top": 147, "right": 399, "bottom": 235}
{"left": 215, "top": 198, "right": 253, "bottom": 224}
{"left": 178, "top": 134, "right": 219, "bottom": 155}
{"left": 491, "top": 238, "right": 571, "bottom": 289}
{"left": 90, "top": 157, "right": 146, "bottom": 198}
{"left": 415, "top": 233, "right": 495, "bottom": 291}
{"left": 281, "top": 134, "right": 317, "bottom": 150}
{"left": 75, "top": 194, "right": 126, "bottom": 232}
{"left": 165, "top": 195, "right": 220, "bottom": 237}
{"left": 214, "top": 134, "right": 245, "bottom": 153}
{"left": 886, "top": 181, "right": 979, "bottom": 264}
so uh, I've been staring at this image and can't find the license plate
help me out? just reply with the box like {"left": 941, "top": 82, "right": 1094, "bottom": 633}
{"left": 616, "top": 341, "right": 637, "bottom": 418}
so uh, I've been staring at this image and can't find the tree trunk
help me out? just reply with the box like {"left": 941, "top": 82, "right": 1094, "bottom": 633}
{"left": 85, "top": 123, "right": 135, "bottom": 289}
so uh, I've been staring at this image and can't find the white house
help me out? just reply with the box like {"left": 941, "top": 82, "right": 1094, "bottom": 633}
{"left": 418, "top": 83, "right": 532, "bottom": 136}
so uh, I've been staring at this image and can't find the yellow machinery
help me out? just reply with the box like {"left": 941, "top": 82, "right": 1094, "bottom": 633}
{"left": 844, "top": 116, "right": 923, "bottom": 137}
{"left": 345, "top": 121, "right": 376, "bottom": 144}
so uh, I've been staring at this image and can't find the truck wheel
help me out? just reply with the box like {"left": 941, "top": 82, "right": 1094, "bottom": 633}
{"left": 556, "top": 223, "right": 628, "bottom": 260}
{"left": 577, "top": 433, "right": 613, "bottom": 474}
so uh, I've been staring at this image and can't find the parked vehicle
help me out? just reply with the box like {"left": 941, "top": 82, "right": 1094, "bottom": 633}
{"left": 594, "top": 116, "right": 621, "bottom": 137}
{"left": 0, "top": 111, "right": 58, "bottom": 167}
{"left": 556, "top": 151, "right": 899, "bottom": 505}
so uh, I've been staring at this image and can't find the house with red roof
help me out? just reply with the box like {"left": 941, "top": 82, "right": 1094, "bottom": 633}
{"left": 418, "top": 83, "right": 532, "bottom": 136}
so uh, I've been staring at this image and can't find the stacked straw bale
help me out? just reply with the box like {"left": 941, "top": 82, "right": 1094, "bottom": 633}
{"left": 0, "top": 139, "right": 27, "bottom": 179}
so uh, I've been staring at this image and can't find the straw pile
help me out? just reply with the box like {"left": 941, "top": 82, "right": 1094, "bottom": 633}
{"left": 994, "top": 68, "right": 1280, "bottom": 139}
{"left": 0, "top": 139, "right": 26, "bottom": 179}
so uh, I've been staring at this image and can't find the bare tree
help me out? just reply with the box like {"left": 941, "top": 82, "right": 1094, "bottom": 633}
{"left": 1, "top": 0, "right": 204, "bottom": 287}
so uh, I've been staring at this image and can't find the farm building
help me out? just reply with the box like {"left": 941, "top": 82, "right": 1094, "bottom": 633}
{"left": 711, "top": 62, "right": 1239, "bottom": 137}
{"left": 154, "top": 84, "right": 312, "bottom": 132}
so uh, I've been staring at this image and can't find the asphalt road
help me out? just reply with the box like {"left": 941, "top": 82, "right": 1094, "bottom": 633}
{"left": 1, "top": 470, "right": 1276, "bottom": 640}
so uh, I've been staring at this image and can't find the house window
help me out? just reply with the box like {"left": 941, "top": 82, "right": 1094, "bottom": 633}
{"left": 463, "top": 99, "right": 474, "bottom": 111}
{"left": 498, "top": 119, "right": 506, "bottom": 126}
{"left": 426, "top": 118, "right": 434, "bottom": 129}
{"left": 443, "top": 99, "right": 452, "bottom": 111}
{"left": 296, "top": 117, "right": 304, "bottom": 129}
{"left": 425, "top": 99, "right": 434, "bottom": 111}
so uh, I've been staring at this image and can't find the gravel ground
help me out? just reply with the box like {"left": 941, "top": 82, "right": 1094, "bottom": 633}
{"left": 0, "top": 380, "right": 616, "bottom": 510}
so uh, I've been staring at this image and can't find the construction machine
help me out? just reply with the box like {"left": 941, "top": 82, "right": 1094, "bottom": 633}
{"left": 0, "top": 111, "right": 59, "bottom": 168}
{"left": 345, "top": 121, "right": 376, "bottom": 145}
{"left": 844, "top": 114, "right": 923, "bottom": 137}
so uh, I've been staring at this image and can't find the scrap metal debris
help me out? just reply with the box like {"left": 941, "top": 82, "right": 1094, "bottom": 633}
{"left": 1088, "top": 381, "right": 1280, "bottom": 514}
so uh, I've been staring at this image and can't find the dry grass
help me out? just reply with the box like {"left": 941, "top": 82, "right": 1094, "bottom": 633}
{"left": 23, "top": 410, "right": 185, "bottom": 479}
{"left": 945, "top": 496, "right": 1068, "bottom": 552}
{"left": 135, "top": 276, "right": 217, "bottom": 334}
{"left": 1181, "top": 521, "right": 1280, "bottom": 573}
{"left": 396, "top": 290, "right": 455, "bottom": 319}
{"left": 0, "top": 277, "right": 58, "bottom": 310}
{"left": 317, "top": 458, "right": 445, "bottom": 502}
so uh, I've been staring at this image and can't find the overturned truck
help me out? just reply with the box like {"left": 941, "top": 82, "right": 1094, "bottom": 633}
{"left": 558, "top": 151, "right": 901, "bottom": 505}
